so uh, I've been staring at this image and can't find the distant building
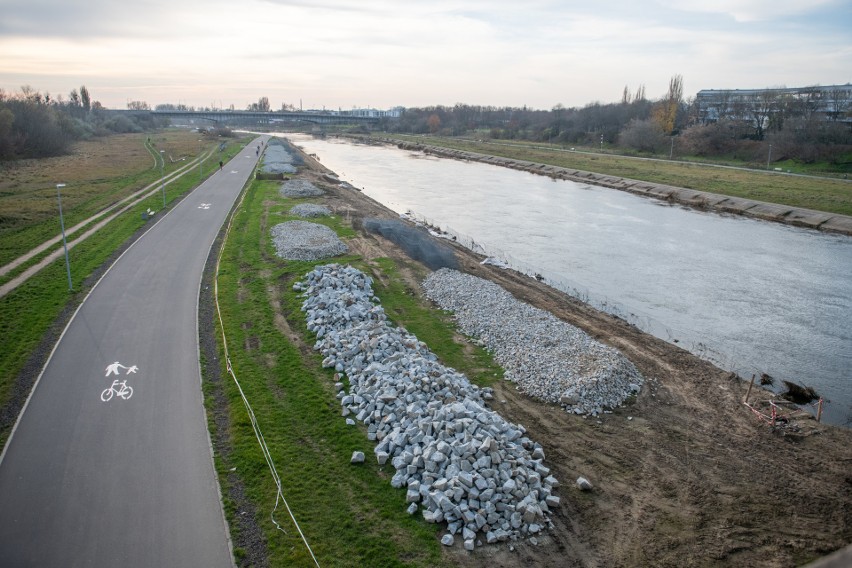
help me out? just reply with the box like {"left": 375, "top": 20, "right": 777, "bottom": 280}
{"left": 696, "top": 84, "right": 852, "bottom": 125}
{"left": 344, "top": 107, "right": 404, "bottom": 118}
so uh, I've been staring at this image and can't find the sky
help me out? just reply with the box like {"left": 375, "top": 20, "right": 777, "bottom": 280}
{"left": 1, "top": 0, "right": 850, "bottom": 111}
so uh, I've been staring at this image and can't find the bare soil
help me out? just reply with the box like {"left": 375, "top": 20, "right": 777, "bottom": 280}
{"left": 298, "top": 153, "right": 852, "bottom": 568}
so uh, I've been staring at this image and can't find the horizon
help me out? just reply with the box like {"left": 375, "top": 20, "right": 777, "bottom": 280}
{"left": 2, "top": 1, "right": 850, "bottom": 112}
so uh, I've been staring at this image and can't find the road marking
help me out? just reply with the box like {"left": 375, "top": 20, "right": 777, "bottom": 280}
{"left": 105, "top": 362, "right": 137, "bottom": 376}
{"left": 198, "top": 203, "right": 212, "bottom": 210}
{"left": 101, "top": 379, "right": 133, "bottom": 402}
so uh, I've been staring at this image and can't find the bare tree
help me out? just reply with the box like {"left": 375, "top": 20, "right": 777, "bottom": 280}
{"left": 619, "top": 118, "right": 667, "bottom": 153}
{"left": 826, "top": 87, "right": 851, "bottom": 121}
{"left": 743, "top": 90, "right": 778, "bottom": 140}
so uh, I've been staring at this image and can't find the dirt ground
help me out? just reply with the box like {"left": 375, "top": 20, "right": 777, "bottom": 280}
{"left": 296, "top": 153, "right": 851, "bottom": 568}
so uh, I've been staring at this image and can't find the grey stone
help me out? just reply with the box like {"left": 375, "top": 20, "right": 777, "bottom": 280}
{"left": 299, "top": 264, "right": 560, "bottom": 546}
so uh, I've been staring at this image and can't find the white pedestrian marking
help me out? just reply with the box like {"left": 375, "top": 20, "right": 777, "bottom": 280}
{"left": 105, "top": 362, "right": 138, "bottom": 376}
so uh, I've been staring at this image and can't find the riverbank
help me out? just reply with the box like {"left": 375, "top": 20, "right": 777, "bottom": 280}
{"left": 381, "top": 139, "right": 852, "bottom": 236}
{"left": 290, "top": 147, "right": 852, "bottom": 567}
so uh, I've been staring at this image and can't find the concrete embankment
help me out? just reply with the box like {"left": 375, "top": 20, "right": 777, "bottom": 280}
{"left": 392, "top": 141, "right": 852, "bottom": 236}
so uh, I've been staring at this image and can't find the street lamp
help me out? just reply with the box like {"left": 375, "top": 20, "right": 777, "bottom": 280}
{"left": 159, "top": 150, "right": 166, "bottom": 207}
{"left": 56, "top": 184, "right": 73, "bottom": 291}
{"left": 767, "top": 144, "right": 772, "bottom": 170}
{"left": 198, "top": 139, "right": 203, "bottom": 181}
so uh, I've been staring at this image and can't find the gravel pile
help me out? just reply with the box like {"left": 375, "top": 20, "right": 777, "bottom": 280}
{"left": 296, "top": 264, "right": 559, "bottom": 549}
{"left": 271, "top": 221, "right": 348, "bottom": 261}
{"left": 280, "top": 179, "right": 325, "bottom": 198}
{"left": 261, "top": 139, "right": 299, "bottom": 174}
{"left": 289, "top": 203, "right": 332, "bottom": 218}
{"left": 422, "top": 269, "right": 643, "bottom": 416}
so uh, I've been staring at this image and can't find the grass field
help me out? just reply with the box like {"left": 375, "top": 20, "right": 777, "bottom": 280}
{"left": 0, "top": 130, "right": 249, "bottom": 447}
{"left": 210, "top": 179, "right": 503, "bottom": 566}
{"left": 380, "top": 134, "right": 852, "bottom": 217}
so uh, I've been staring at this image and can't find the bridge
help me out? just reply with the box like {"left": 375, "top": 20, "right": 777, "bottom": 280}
{"left": 114, "top": 109, "right": 384, "bottom": 125}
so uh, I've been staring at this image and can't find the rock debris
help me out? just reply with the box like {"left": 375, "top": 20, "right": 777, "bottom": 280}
{"left": 280, "top": 179, "right": 325, "bottom": 198}
{"left": 260, "top": 139, "right": 299, "bottom": 174}
{"left": 422, "top": 268, "right": 643, "bottom": 416}
{"left": 296, "top": 264, "right": 559, "bottom": 548}
{"left": 289, "top": 203, "right": 332, "bottom": 218}
{"left": 270, "top": 221, "right": 348, "bottom": 261}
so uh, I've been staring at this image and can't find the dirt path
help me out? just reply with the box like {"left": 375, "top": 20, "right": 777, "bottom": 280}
{"left": 295, "top": 151, "right": 852, "bottom": 567}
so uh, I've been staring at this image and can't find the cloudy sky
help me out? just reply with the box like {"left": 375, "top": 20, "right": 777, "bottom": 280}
{"left": 1, "top": 0, "right": 850, "bottom": 111}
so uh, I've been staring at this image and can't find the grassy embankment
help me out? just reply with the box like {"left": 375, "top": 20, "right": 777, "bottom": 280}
{"left": 0, "top": 130, "right": 249, "bottom": 446}
{"left": 211, "top": 178, "right": 502, "bottom": 566}
{"left": 381, "top": 134, "right": 852, "bottom": 217}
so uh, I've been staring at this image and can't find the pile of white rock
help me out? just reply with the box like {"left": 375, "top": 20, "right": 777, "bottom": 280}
{"left": 271, "top": 221, "right": 348, "bottom": 261}
{"left": 422, "top": 269, "right": 643, "bottom": 416}
{"left": 261, "top": 141, "right": 298, "bottom": 174}
{"left": 289, "top": 203, "right": 331, "bottom": 218}
{"left": 296, "top": 264, "right": 559, "bottom": 549}
{"left": 280, "top": 179, "right": 325, "bottom": 198}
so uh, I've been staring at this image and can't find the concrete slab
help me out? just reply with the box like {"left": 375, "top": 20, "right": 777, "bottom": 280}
{"left": 821, "top": 215, "right": 852, "bottom": 235}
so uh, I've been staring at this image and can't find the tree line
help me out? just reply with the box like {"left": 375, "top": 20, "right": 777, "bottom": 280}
{"left": 382, "top": 76, "right": 851, "bottom": 165}
{"left": 0, "top": 86, "right": 162, "bottom": 160}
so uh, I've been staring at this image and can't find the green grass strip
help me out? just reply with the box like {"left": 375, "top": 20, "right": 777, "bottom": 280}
{"left": 212, "top": 177, "right": 503, "bottom": 566}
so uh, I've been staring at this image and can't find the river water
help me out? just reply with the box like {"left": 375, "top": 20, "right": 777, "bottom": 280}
{"left": 286, "top": 134, "right": 852, "bottom": 426}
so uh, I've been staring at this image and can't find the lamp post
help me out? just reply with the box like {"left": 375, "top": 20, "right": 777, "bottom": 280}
{"left": 766, "top": 144, "right": 772, "bottom": 170}
{"left": 600, "top": 133, "right": 603, "bottom": 153}
{"left": 56, "top": 183, "right": 73, "bottom": 291}
{"left": 670, "top": 136, "right": 675, "bottom": 159}
{"left": 159, "top": 150, "right": 166, "bottom": 207}
{"left": 198, "top": 139, "right": 203, "bottom": 181}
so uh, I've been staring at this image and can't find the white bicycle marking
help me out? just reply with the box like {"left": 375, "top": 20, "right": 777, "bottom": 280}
{"left": 101, "top": 379, "right": 133, "bottom": 402}
{"left": 198, "top": 203, "right": 212, "bottom": 210}
{"left": 102, "top": 362, "right": 137, "bottom": 401}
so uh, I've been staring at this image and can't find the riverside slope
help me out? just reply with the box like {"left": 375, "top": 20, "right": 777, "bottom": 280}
{"left": 288, "top": 146, "right": 852, "bottom": 568}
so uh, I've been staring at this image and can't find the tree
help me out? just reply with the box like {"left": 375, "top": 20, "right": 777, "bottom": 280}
{"left": 127, "top": 100, "right": 151, "bottom": 110}
{"left": 654, "top": 74, "right": 683, "bottom": 134}
{"left": 826, "top": 87, "right": 851, "bottom": 122}
{"left": 618, "top": 119, "right": 667, "bottom": 153}
{"left": 427, "top": 113, "right": 441, "bottom": 133}
{"left": 743, "top": 90, "right": 778, "bottom": 140}
{"left": 80, "top": 85, "right": 91, "bottom": 113}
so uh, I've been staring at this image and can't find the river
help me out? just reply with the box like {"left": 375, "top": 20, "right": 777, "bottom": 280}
{"left": 285, "top": 134, "right": 852, "bottom": 426}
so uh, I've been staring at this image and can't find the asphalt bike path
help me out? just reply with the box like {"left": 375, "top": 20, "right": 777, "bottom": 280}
{"left": 0, "top": 136, "right": 268, "bottom": 567}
